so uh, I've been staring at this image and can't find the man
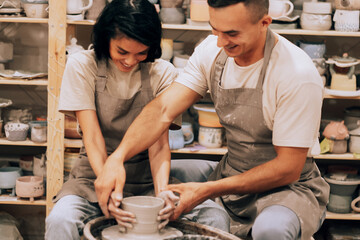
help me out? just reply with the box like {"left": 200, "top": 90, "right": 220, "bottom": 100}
{"left": 95, "top": 0, "right": 330, "bottom": 239}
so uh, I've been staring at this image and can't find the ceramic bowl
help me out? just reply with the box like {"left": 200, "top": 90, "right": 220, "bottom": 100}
{"left": 4, "top": 122, "right": 29, "bottom": 141}
{"left": 121, "top": 196, "right": 164, "bottom": 234}
{"left": 15, "top": 176, "right": 44, "bottom": 202}
{"left": 0, "top": 167, "right": 22, "bottom": 189}
{"left": 193, "top": 104, "right": 222, "bottom": 128}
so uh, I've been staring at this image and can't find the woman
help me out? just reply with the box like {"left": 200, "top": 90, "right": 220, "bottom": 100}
{"left": 45, "top": 0, "right": 179, "bottom": 239}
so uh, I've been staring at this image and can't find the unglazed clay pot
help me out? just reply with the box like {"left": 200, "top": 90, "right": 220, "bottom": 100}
{"left": 16, "top": 176, "right": 44, "bottom": 202}
{"left": 121, "top": 196, "right": 164, "bottom": 234}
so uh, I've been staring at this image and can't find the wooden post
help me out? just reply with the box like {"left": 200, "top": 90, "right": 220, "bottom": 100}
{"left": 47, "top": 0, "right": 66, "bottom": 215}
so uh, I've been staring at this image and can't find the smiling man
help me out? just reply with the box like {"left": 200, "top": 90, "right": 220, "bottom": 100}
{"left": 95, "top": 1, "right": 330, "bottom": 239}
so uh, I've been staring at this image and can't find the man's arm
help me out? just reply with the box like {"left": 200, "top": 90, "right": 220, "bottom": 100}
{"left": 95, "top": 82, "right": 202, "bottom": 215}
{"left": 167, "top": 146, "right": 308, "bottom": 219}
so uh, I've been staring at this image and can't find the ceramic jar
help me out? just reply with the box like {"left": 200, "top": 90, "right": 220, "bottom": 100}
{"left": 198, "top": 126, "right": 223, "bottom": 148}
{"left": 300, "top": 0, "right": 332, "bottom": 30}
{"left": 29, "top": 120, "right": 47, "bottom": 143}
{"left": 333, "top": 9, "right": 360, "bottom": 32}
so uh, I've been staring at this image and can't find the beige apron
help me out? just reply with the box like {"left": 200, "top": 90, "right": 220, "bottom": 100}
{"left": 54, "top": 60, "right": 155, "bottom": 203}
{"left": 208, "top": 29, "right": 329, "bottom": 240}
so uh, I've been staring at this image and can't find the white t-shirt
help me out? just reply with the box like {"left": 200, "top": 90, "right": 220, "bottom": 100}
{"left": 59, "top": 50, "right": 181, "bottom": 125}
{"left": 176, "top": 34, "right": 324, "bottom": 156}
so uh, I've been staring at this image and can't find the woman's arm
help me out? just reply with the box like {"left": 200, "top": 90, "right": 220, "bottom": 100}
{"left": 76, "top": 110, "right": 108, "bottom": 176}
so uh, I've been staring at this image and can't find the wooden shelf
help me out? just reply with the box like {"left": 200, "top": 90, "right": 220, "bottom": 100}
{"left": 326, "top": 211, "right": 360, "bottom": 220}
{"left": 64, "top": 138, "right": 83, "bottom": 148}
{"left": 324, "top": 94, "right": 360, "bottom": 100}
{"left": 0, "top": 138, "right": 47, "bottom": 147}
{"left": 0, "top": 78, "right": 48, "bottom": 86}
{"left": 171, "top": 143, "right": 228, "bottom": 155}
{"left": 65, "top": 21, "right": 360, "bottom": 37}
{"left": 0, "top": 17, "right": 48, "bottom": 23}
{"left": 67, "top": 19, "right": 95, "bottom": 25}
{"left": 0, "top": 194, "right": 46, "bottom": 206}
{"left": 314, "top": 153, "right": 359, "bottom": 161}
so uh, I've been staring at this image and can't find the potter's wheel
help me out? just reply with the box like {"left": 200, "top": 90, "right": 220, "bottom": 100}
{"left": 102, "top": 225, "right": 183, "bottom": 240}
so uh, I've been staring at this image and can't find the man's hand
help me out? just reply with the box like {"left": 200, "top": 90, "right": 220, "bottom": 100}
{"left": 166, "top": 182, "right": 207, "bottom": 220}
{"left": 156, "top": 190, "right": 180, "bottom": 229}
{"left": 108, "top": 191, "right": 136, "bottom": 229}
{"left": 95, "top": 156, "right": 126, "bottom": 217}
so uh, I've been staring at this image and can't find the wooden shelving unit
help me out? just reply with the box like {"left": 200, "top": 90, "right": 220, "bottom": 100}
{"left": 0, "top": 195, "right": 46, "bottom": 206}
{"left": 0, "top": 17, "right": 48, "bottom": 24}
{"left": 0, "top": 78, "right": 48, "bottom": 86}
{"left": 0, "top": 138, "right": 47, "bottom": 147}
{"left": 326, "top": 211, "right": 360, "bottom": 220}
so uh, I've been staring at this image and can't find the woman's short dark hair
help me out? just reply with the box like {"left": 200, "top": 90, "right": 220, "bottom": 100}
{"left": 208, "top": 0, "right": 269, "bottom": 23}
{"left": 92, "top": 0, "right": 162, "bottom": 62}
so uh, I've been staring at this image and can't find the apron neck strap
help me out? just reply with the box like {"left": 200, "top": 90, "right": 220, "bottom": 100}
{"left": 256, "top": 29, "right": 276, "bottom": 89}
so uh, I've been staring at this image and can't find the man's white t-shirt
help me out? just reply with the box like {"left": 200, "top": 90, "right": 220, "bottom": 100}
{"left": 59, "top": 50, "right": 181, "bottom": 125}
{"left": 176, "top": 33, "right": 323, "bottom": 156}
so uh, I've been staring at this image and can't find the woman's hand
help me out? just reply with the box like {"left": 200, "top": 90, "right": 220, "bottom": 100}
{"left": 156, "top": 190, "right": 180, "bottom": 229}
{"left": 95, "top": 156, "right": 126, "bottom": 217}
{"left": 108, "top": 191, "right": 136, "bottom": 229}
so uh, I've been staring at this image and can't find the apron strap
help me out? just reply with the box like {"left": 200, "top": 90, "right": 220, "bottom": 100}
{"left": 95, "top": 59, "right": 108, "bottom": 92}
{"left": 256, "top": 29, "right": 276, "bottom": 90}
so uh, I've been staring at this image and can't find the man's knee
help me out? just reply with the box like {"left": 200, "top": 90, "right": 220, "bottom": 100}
{"left": 252, "top": 205, "right": 300, "bottom": 240}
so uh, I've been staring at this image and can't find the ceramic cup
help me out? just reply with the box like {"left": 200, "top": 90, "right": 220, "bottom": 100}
{"left": 351, "top": 195, "right": 360, "bottom": 213}
{"left": 66, "top": 0, "right": 93, "bottom": 15}
{"left": 181, "top": 122, "right": 194, "bottom": 144}
{"left": 333, "top": 9, "right": 360, "bottom": 32}
{"left": 268, "top": 0, "right": 294, "bottom": 18}
{"left": 198, "top": 126, "right": 223, "bottom": 148}
{"left": 169, "top": 128, "right": 193, "bottom": 149}
{"left": 121, "top": 196, "right": 164, "bottom": 234}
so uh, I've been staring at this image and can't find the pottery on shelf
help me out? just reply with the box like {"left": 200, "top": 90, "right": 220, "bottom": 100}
{"left": 15, "top": 176, "right": 44, "bottom": 202}
{"left": 193, "top": 104, "right": 222, "bottom": 128}
{"left": 325, "top": 173, "right": 360, "bottom": 213}
{"left": 4, "top": 122, "right": 29, "bottom": 141}
{"left": 0, "top": 167, "right": 22, "bottom": 196}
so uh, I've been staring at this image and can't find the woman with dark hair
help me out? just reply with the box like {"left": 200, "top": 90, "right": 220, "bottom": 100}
{"left": 45, "top": 0, "right": 180, "bottom": 239}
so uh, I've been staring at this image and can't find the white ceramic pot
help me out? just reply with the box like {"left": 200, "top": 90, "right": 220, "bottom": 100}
{"left": 303, "top": 0, "right": 332, "bottom": 14}
{"left": 333, "top": 9, "right": 360, "bottom": 32}
{"left": 300, "top": 13, "right": 332, "bottom": 31}
{"left": 159, "top": 7, "right": 186, "bottom": 24}
{"left": 198, "top": 126, "right": 223, "bottom": 148}
{"left": 0, "top": 167, "right": 22, "bottom": 190}
{"left": 15, "top": 176, "right": 44, "bottom": 202}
